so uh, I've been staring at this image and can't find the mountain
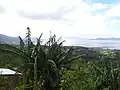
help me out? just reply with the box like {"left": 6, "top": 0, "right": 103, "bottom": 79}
{"left": 0, "top": 34, "right": 20, "bottom": 44}
{"left": 91, "top": 37, "right": 120, "bottom": 40}
{"left": 0, "top": 34, "right": 46, "bottom": 44}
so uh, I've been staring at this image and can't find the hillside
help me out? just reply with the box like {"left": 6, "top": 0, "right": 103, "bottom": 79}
{"left": 0, "top": 34, "right": 42, "bottom": 44}
{"left": 0, "top": 34, "right": 19, "bottom": 44}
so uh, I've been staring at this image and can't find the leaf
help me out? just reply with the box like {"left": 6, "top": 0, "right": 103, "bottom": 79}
{"left": 103, "top": 88, "right": 109, "bottom": 90}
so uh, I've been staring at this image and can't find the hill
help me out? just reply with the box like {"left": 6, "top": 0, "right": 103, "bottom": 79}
{"left": 0, "top": 34, "right": 43, "bottom": 44}
{"left": 0, "top": 34, "right": 19, "bottom": 44}
{"left": 91, "top": 37, "right": 120, "bottom": 40}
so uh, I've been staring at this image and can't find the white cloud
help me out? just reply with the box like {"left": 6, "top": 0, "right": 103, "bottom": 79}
{"left": 105, "top": 4, "right": 120, "bottom": 17}
{"left": 109, "top": 19, "right": 120, "bottom": 24}
{"left": 91, "top": 3, "right": 108, "bottom": 10}
{"left": 0, "top": 0, "right": 119, "bottom": 39}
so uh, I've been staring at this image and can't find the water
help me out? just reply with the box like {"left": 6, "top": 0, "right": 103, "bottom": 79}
{"left": 64, "top": 39, "right": 120, "bottom": 49}
{"left": 36, "top": 37, "right": 120, "bottom": 49}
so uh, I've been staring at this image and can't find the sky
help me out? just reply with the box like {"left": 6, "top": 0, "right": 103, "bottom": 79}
{"left": 0, "top": 0, "right": 120, "bottom": 39}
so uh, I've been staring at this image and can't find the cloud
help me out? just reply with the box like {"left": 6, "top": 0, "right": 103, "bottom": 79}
{"left": 109, "top": 19, "right": 120, "bottom": 24}
{"left": 0, "top": 4, "right": 5, "bottom": 13}
{"left": 16, "top": 0, "right": 93, "bottom": 21}
{"left": 17, "top": 7, "right": 76, "bottom": 21}
{"left": 16, "top": 0, "right": 109, "bottom": 22}
{"left": 0, "top": 0, "right": 120, "bottom": 39}
{"left": 105, "top": 4, "right": 120, "bottom": 17}
{"left": 91, "top": 3, "right": 109, "bottom": 11}
{"left": 16, "top": 0, "right": 91, "bottom": 21}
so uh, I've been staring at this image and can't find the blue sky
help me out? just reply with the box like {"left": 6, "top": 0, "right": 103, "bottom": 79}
{"left": 0, "top": 0, "right": 120, "bottom": 38}
{"left": 90, "top": 0, "right": 119, "bottom": 4}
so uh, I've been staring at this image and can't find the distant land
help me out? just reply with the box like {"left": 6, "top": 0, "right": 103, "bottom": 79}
{"left": 0, "top": 34, "right": 46, "bottom": 44}
{"left": 1, "top": 34, "right": 120, "bottom": 49}
{"left": 91, "top": 37, "right": 120, "bottom": 40}
{"left": 0, "top": 34, "right": 37, "bottom": 44}
{"left": 0, "top": 34, "right": 19, "bottom": 44}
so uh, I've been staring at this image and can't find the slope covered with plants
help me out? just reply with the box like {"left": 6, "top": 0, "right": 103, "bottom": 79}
{"left": 0, "top": 27, "right": 120, "bottom": 90}
{"left": 0, "top": 27, "right": 80, "bottom": 90}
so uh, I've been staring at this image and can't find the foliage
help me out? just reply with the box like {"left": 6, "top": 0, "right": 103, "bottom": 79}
{"left": 60, "top": 50, "right": 120, "bottom": 90}
{"left": 1, "top": 27, "right": 120, "bottom": 90}
{"left": 0, "top": 27, "right": 77, "bottom": 90}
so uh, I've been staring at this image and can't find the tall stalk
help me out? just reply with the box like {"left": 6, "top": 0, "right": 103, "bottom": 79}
{"left": 33, "top": 57, "right": 37, "bottom": 90}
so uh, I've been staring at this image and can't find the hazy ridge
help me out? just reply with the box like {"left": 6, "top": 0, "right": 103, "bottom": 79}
{"left": 0, "top": 34, "right": 120, "bottom": 49}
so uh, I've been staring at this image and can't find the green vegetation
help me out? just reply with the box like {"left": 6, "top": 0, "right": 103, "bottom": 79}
{"left": 0, "top": 27, "right": 120, "bottom": 90}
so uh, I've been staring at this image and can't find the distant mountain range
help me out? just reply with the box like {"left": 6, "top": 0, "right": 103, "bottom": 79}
{"left": 91, "top": 37, "right": 120, "bottom": 40}
{"left": 0, "top": 34, "right": 19, "bottom": 44}
{"left": 0, "top": 34, "right": 45, "bottom": 44}
{"left": 1, "top": 33, "right": 120, "bottom": 47}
